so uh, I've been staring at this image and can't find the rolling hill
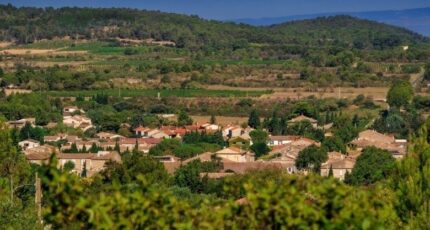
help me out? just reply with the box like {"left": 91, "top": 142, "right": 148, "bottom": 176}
{"left": 0, "top": 4, "right": 427, "bottom": 51}
{"left": 232, "top": 7, "right": 430, "bottom": 36}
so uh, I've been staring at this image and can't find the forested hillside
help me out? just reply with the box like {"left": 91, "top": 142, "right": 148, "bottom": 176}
{"left": 270, "top": 15, "right": 427, "bottom": 49}
{"left": 0, "top": 4, "right": 426, "bottom": 51}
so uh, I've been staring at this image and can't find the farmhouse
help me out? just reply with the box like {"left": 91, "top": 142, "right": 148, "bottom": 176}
{"left": 215, "top": 147, "right": 255, "bottom": 162}
{"left": 288, "top": 115, "right": 318, "bottom": 128}
{"left": 63, "top": 115, "right": 93, "bottom": 131}
{"left": 57, "top": 151, "right": 121, "bottom": 176}
{"left": 18, "top": 139, "right": 40, "bottom": 150}
{"left": 7, "top": 118, "right": 36, "bottom": 129}
{"left": 350, "top": 130, "right": 407, "bottom": 158}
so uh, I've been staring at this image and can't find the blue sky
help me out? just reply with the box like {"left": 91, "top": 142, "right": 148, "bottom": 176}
{"left": 2, "top": 0, "right": 430, "bottom": 20}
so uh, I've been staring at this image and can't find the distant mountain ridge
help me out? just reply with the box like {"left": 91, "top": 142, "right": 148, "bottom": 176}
{"left": 0, "top": 4, "right": 426, "bottom": 50}
{"left": 232, "top": 7, "right": 430, "bottom": 36}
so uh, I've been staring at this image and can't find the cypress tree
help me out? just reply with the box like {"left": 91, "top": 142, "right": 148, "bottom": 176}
{"left": 210, "top": 114, "right": 216, "bottom": 124}
{"left": 328, "top": 165, "right": 333, "bottom": 177}
{"left": 248, "top": 109, "right": 260, "bottom": 129}
{"left": 70, "top": 142, "right": 78, "bottom": 153}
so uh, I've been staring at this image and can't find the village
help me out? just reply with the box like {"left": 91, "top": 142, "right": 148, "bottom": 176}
{"left": 13, "top": 105, "right": 407, "bottom": 180}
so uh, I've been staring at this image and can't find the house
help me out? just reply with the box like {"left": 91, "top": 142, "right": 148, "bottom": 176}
{"left": 264, "top": 136, "right": 320, "bottom": 165}
{"left": 24, "top": 145, "right": 57, "bottom": 165}
{"left": 153, "top": 155, "right": 181, "bottom": 163}
{"left": 60, "top": 140, "right": 100, "bottom": 152}
{"left": 288, "top": 115, "right": 318, "bottom": 128}
{"left": 228, "top": 136, "right": 251, "bottom": 149}
{"left": 215, "top": 147, "right": 255, "bottom": 163}
{"left": 201, "top": 123, "right": 220, "bottom": 132}
{"left": 65, "top": 135, "right": 82, "bottom": 144}
{"left": 222, "top": 126, "right": 243, "bottom": 138}
{"left": 18, "top": 139, "right": 40, "bottom": 150}
{"left": 350, "top": 130, "right": 407, "bottom": 158}
{"left": 95, "top": 132, "right": 125, "bottom": 141}
{"left": 8, "top": 118, "right": 36, "bottom": 129}
{"left": 63, "top": 115, "right": 93, "bottom": 131}
{"left": 320, "top": 158, "right": 355, "bottom": 180}
{"left": 268, "top": 136, "right": 293, "bottom": 146}
{"left": 63, "top": 106, "right": 84, "bottom": 115}
{"left": 44, "top": 133, "right": 68, "bottom": 143}
{"left": 115, "top": 138, "right": 162, "bottom": 153}
{"left": 57, "top": 151, "right": 121, "bottom": 176}
{"left": 183, "top": 152, "right": 217, "bottom": 164}
{"left": 222, "top": 161, "right": 287, "bottom": 174}
{"left": 133, "top": 127, "right": 164, "bottom": 138}
{"left": 151, "top": 130, "right": 171, "bottom": 139}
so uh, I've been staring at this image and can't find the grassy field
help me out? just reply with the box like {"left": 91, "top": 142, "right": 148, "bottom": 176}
{"left": 44, "top": 88, "right": 272, "bottom": 98}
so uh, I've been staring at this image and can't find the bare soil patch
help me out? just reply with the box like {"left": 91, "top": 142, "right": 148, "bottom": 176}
{"left": 0, "top": 49, "right": 87, "bottom": 56}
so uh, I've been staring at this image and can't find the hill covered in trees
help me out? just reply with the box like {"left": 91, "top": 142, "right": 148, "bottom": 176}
{"left": 0, "top": 4, "right": 427, "bottom": 51}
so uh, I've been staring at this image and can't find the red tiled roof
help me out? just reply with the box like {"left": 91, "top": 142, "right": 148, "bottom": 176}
{"left": 120, "top": 138, "right": 162, "bottom": 145}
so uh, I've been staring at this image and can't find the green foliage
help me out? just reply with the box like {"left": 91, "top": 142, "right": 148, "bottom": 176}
{"left": 249, "top": 129, "right": 268, "bottom": 144}
{"left": 0, "top": 94, "right": 61, "bottom": 123}
{"left": 345, "top": 147, "right": 396, "bottom": 185}
{"left": 333, "top": 116, "right": 358, "bottom": 143}
{"left": 148, "top": 139, "right": 182, "bottom": 156}
{"left": 100, "top": 153, "right": 169, "bottom": 185}
{"left": 177, "top": 110, "right": 193, "bottom": 126}
{"left": 286, "top": 120, "right": 325, "bottom": 142}
{"left": 182, "top": 131, "right": 225, "bottom": 146}
{"left": 391, "top": 125, "right": 430, "bottom": 227}
{"left": 19, "top": 123, "right": 45, "bottom": 143}
{"left": 63, "top": 161, "right": 75, "bottom": 172}
{"left": 174, "top": 160, "right": 205, "bottom": 193}
{"left": 295, "top": 145, "right": 328, "bottom": 173}
{"left": 387, "top": 80, "right": 414, "bottom": 109}
{"left": 46, "top": 89, "right": 271, "bottom": 98}
{"left": 250, "top": 143, "right": 271, "bottom": 158}
{"left": 322, "top": 136, "right": 347, "bottom": 154}
{"left": 248, "top": 109, "right": 260, "bottom": 129}
{"left": 424, "top": 63, "right": 430, "bottom": 80}
{"left": 40, "top": 167, "right": 402, "bottom": 228}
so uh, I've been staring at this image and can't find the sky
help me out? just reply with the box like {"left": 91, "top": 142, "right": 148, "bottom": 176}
{"left": 2, "top": 0, "right": 430, "bottom": 20}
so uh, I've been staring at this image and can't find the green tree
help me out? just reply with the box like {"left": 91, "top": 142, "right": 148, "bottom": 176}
{"left": 390, "top": 125, "right": 430, "bottom": 228}
{"left": 248, "top": 109, "right": 260, "bottom": 129}
{"left": 89, "top": 142, "right": 99, "bottom": 153}
{"left": 424, "top": 63, "right": 430, "bottom": 80}
{"left": 70, "top": 143, "right": 79, "bottom": 153}
{"left": 328, "top": 165, "right": 334, "bottom": 177}
{"left": 174, "top": 160, "right": 203, "bottom": 193}
{"left": 177, "top": 110, "right": 193, "bottom": 126}
{"left": 63, "top": 161, "right": 75, "bottom": 172}
{"left": 0, "top": 120, "right": 31, "bottom": 202}
{"left": 81, "top": 161, "right": 87, "bottom": 177}
{"left": 322, "top": 136, "right": 346, "bottom": 154}
{"left": 295, "top": 145, "right": 328, "bottom": 173}
{"left": 250, "top": 142, "right": 271, "bottom": 158}
{"left": 268, "top": 112, "right": 282, "bottom": 135}
{"left": 210, "top": 114, "right": 216, "bottom": 124}
{"left": 345, "top": 147, "right": 395, "bottom": 185}
{"left": 249, "top": 129, "right": 268, "bottom": 144}
{"left": 387, "top": 80, "right": 414, "bottom": 109}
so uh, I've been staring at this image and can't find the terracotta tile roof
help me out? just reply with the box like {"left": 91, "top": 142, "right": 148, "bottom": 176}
{"left": 163, "top": 162, "right": 182, "bottom": 174}
{"left": 133, "top": 126, "right": 149, "bottom": 132}
{"left": 200, "top": 172, "right": 234, "bottom": 179}
{"left": 216, "top": 146, "right": 246, "bottom": 155}
{"left": 289, "top": 115, "right": 317, "bottom": 123}
{"left": 183, "top": 152, "right": 216, "bottom": 164}
{"left": 120, "top": 138, "right": 162, "bottom": 145}
{"left": 321, "top": 159, "right": 355, "bottom": 170}
{"left": 223, "top": 162, "right": 286, "bottom": 174}
{"left": 26, "top": 152, "right": 52, "bottom": 161}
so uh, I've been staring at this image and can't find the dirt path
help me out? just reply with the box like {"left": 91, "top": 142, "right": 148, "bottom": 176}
{"left": 410, "top": 68, "right": 425, "bottom": 90}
